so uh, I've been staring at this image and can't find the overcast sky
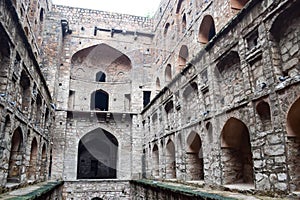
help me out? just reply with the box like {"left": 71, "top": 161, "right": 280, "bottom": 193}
{"left": 51, "top": 0, "right": 161, "bottom": 17}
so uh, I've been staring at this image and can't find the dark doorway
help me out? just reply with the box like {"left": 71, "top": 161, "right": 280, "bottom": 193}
{"left": 96, "top": 71, "right": 106, "bottom": 82}
{"left": 77, "top": 129, "right": 118, "bottom": 179}
{"left": 91, "top": 90, "right": 109, "bottom": 111}
{"left": 143, "top": 91, "right": 151, "bottom": 108}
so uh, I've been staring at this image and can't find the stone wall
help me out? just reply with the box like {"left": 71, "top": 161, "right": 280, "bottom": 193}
{"left": 142, "top": 0, "right": 300, "bottom": 196}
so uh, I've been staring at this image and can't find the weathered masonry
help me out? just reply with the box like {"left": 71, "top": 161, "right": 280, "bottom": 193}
{"left": 0, "top": 0, "right": 299, "bottom": 199}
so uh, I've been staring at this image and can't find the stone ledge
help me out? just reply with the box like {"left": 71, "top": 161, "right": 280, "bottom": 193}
{"left": 0, "top": 181, "right": 63, "bottom": 200}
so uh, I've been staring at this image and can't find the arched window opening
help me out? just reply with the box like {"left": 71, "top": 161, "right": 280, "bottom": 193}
{"left": 182, "top": 14, "right": 187, "bottom": 33}
{"left": 186, "top": 131, "right": 204, "bottom": 180}
{"left": 164, "top": 23, "right": 170, "bottom": 36}
{"left": 28, "top": 137, "right": 38, "bottom": 180}
{"left": 221, "top": 118, "right": 254, "bottom": 185}
{"left": 36, "top": 94, "right": 42, "bottom": 125}
{"left": 77, "top": 129, "right": 118, "bottom": 179}
{"left": 20, "top": 70, "right": 31, "bottom": 112}
{"left": 198, "top": 15, "right": 216, "bottom": 44}
{"left": 256, "top": 101, "right": 272, "bottom": 131}
{"left": 156, "top": 78, "right": 161, "bottom": 91}
{"left": 91, "top": 90, "right": 109, "bottom": 111}
{"left": 96, "top": 71, "right": 106, "bottom": 82}
{"left": 0, "top": 25, "right": 11, "bottom": 93}
{"left": 286, "top": 97, "right": 300, "bottom": 191}
{"left": 152, "top": 144, "right": 159, "bottom": 177}
{"left": 7, "top": 128, "right": 23, "bottom": 183}
{"left": 165, "top": 64, "right": 172, "bottom": 83}
{"left": 166, "top": 139, "right": 176, "bottom": 179}
{"left": 182, "top": 82, "right": 198, "bottom": 123}
{"left": 178, "top": 45, "right": 188, "bottom": 73}
{"left": 40, "top": 144, "right": 47, "bottom": 180}
{"left": 230, "top": 0, "right": 249, "bottom": 10}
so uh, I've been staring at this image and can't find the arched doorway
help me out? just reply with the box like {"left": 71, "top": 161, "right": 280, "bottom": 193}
{"left": 221, "top": 117, "right": 254, "bottom": 185}
{"left": 77, "top": 128, "right": 118, "bottom": 179}
{"left": 166, "top": 139, "right": 176, "bottom": 179}
{"left": 177, "top": 45, "right": 188, "bottom": 73}
{"left": 186, "top": 131, "right": 204, "bottom": 180}
{"left": 286, "top": 97, "right": 300, "bottom": 191}
{"left": 7, "top": 128, "right": 24, "bottom": 183}
{"left": 165, "top": 64, "right": 172, "bottom": 83}
{"left": 198, "top": 15, "right": 216, "bottom": 44}
{"left": 40, "top": 143, "right": 47, "bottom": 180}
{"left": 91, "top": 90, "right": 109, "bottom": 111}
{"left": 152, "top": 144, "right": 159, "bottom": 177}
{"left": 96, "top": 71, "right": 106, "bottom": 82}
{"left": 28, "top": 137, "right": 38, "bottom": 180}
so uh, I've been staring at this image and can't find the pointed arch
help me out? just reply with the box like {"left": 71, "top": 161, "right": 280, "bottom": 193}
{"left": 178, "top": 45, "right": 188, "bottom": 73}
{"left": 77, "top": 128, "right": 118, "bottom": 179}
{"left": 28, "top": 137, "right": 38, "bottom": 180}
{"left": 166, "top": 139, "right": 176, "bottom": 179}
{"left": 186, "top": 131, "right": 204, "bottom": 180}
{"left": 256, "top": 101, "right": 272, "bottom": 131}
{"left": 287, "top": 97, "right": 300, "bottom": 137}
{"left": 7, "top": 127, "right": 24, "bottom": 183}
{"left": 20, "top": 70, "right": 31, "bottom": 112}
{"left": 221, "top": 117, "right": 254, "bottom": 185}
{"left": 40, "top": 143, "right": 47, "bottom": 180}
{"left": 156, "top": 77, "right": 161, "bottom": 91}
{"left": 164, "top": 23, "right": 170, "bottom": 36}
{"left": 198, "top": 15, "right": 216, "bottom": 44}
{"left": 182, "top": 13, "right": 187, "bottom": 33}
{"left": 152, "top": 144, "right": 159, "bottom": 177}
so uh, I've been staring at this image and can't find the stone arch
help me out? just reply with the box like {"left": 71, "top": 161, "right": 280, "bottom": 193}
{"left": 156, "top": 77, "right": 161, "bottom": 91}
{"left": 270, "top": 1, "right": 300, "bottom": 77}
{"left": 166, "top": 139, "right": 176, "bottom": 179}
{"left": 177, "top": 45, "right": 188, "bottom": 73}
{"left": 221, "top": 117, "right": 254, "bottom": 185}
{"left": 40, "top": 143, "right": 47, "bottom": 180}
{"left": 7, "top": 127, "right": 24, "bottom": 183}
{"left": 182, "top": 82, "right": 198, "bottom": 123}
{"left": 186, "top": 131, "right": 204, "bottom": 180}
{"left": 0, "top": 25, "right": 11, "bottom": 93}
{"left": 28, "top": 137, "right": 38, "bottom": 180}
{"left": 216, "top": 51, "right": 243, "bottom": 106}
{"left": 182, "top": 13, "right": 187, "bottom": 33}
{"left": 91, "top": 90, "right": 109, "bottom": 111}
{"left": 198, "top": 15, "right": 216, "bottom": 44}
{"left": 286, "top": 96, "right": 300, "bottom": 191}
{"left": 20, "top": 70, "right": 31, "bottom": 112}
{"left": 152, "top": 144, "right": 159, "bottom": 177}
{"left": 96, "top": 71, "right": 106, "bottom": 82}
{"left": 230, "top": 0, "right": 249, "bottom": 10}
{"left": 77, "top": 128, "right": 118, "bottom": 179}
{"left": 35, "top": 94, "right": 42, "bottom": 124}
{"left": 1, "top": 115, "right": 11, "bottom": 139}
{"left": 256, "top": 101, "right": 272, "bottom": 131}
{"left": 71, "top": 43, "right": 132, "bottom": 82}
{"left": 165, "top": 64, "right": 172, "bottom": 83}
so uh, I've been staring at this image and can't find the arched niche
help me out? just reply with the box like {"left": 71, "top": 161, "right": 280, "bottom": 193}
{"left": 177, "top": 45, "right": 188, "bottom": 73}
{"left": 186, "top": 131, "right": 204, "bottom": 180}
{"left": 165, "top": 64, "right": 172, "bottom": 83}
{"left": 0, "top": 25, "right": 11, "bottom": 93}
{"left": 91, "top": 90, "right": 109, "bottom": 111}
{"left": 221, "top": 117, "right": 254, "bottom": 185}
{"left": 40, "top": 143, "right": 47, "bottom": 180}
{"left": 287, "top": 97, "right": 300, "bottom": 137}
{"left": 166, "top": 139, "right": 176, "bottom": 179}
{"left": 20, "top": 70, "right": 31, "bottom": 112}
{"left": 152, "top": 144, "right": 159, "bottom": 177}
{"left": 77, "top": 128, "right": 118, "bottom": 179}
{"left": 198, "top": 15, "right": 216, "bottom": 44}
{"left": 230, "top": 0, "right": 249, "bottom": 10}
{"left": 28, "top": 137, "right": 38, "bottom": 180}
{"left": 182, "top": 13, "right": 187, "bottom": 33}
{"left": 7, "top": 127, "right": 24, "bottom": 183}
{"left": 164, "top": 23, "right": 170, "bottom": 36}
{"left": 156, "top": 77, "right": 161, "bottom": 91}
{"left": 176, "top": 0, "right": 184, "bottom": 14}
{"left": 256, "top": 101, "right": 272, "bottom": 131}
{"left": 71, "top": 44, "right": 132, "bottom": 82}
